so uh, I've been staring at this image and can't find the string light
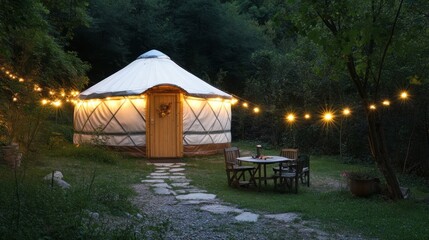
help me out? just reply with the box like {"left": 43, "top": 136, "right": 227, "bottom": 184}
{"left": 51, "top": 100, "right": 62, "bottom": 107}
{"left": 304, "top": 113, "right": 311, "bottom": 119}
{"left": 0, "top": 65, "right": 418, "bottom": 119}
{"left": 286, "top": 113, "right": 296, "bottom": 123}
{"left": 1, "top": 65, "right": 79, "bottom": 108}
{"left": 382, "top": 100, "right": 391, "bottom": 106}
{"left": 342, "top": 108, "right": 351, "bottom": 116}
{"left": 322, "top": 112, "right": 334, "bottom": 122}
{"left": 253, "top": 107, "right": 260, "bottom": 113}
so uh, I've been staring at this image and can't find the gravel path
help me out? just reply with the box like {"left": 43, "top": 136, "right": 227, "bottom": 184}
{"left": 132, "top": 163, "right": 367, "bottom": 240}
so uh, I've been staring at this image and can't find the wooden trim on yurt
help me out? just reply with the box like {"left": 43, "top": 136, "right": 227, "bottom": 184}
{"left": 183, "top": 143, "right": 231, "bottom": 156}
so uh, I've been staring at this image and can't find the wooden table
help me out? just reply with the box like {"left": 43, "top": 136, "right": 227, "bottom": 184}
{"left": 237, "top": 156, "right": 292, "bottom": 191}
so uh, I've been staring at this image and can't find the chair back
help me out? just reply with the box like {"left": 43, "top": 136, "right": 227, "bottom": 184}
{"left": 298, "top": 154, "right": 310, "bottom": 169}
{"left": 280, "top": 148, "right": 299, "bottom": 160}
{"left": 224, "top": 147, "right": 241, "bottom": 169}
{"left": 295, "top": 159, "right": 305, "bottom": 174}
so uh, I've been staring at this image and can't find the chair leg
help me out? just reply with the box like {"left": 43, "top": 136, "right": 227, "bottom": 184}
{"left": 295, "top": 176, "right": 299, "bottom": 193}
{"left": 231, "top": 171, "right": 240, "bottom": 187}
{"left": 248, "top": 169, "right": 256, "bottom": 186}
{"left": 226, "top": 171, "right": 232, "bottom": 186}
{"left": 307, "top": 173, "right": 310, "bottom": 187}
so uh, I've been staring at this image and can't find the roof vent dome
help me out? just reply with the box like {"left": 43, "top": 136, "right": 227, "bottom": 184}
{"left": 137, "top": 50, "right": 170, "bottom": 59}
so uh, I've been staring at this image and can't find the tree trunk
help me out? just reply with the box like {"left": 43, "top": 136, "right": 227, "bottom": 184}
{"left": 346, "top": 56, "right": 403, "bottom": 200}
{"left": 367, "top": 110, "right": 403, "bottom": 200}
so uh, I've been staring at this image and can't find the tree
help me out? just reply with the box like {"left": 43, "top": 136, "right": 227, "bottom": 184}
{"left": 0, "top": 0, "right": 90, "bottom": 149}
{"left": 289, "top": 0, "right": 427, "bottom": 199}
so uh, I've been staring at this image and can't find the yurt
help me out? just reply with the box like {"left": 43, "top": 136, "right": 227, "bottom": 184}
{"left": 73, "top": 50, "right": 232, "bottom": 158}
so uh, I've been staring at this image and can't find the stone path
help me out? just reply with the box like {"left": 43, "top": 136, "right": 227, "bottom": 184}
{"left": 135, "top": 162, "right": 366, "bottom": 239}
{"left": 142, "top": 163, "right": 271, "bottom": 223}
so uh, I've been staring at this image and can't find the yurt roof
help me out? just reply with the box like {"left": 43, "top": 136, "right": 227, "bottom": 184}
{"left": 79, "top": 50, "right": 231, "bottom": 99}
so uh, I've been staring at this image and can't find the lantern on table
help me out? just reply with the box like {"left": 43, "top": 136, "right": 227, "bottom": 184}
{"left": 256, "top": 145, "right": 262, "bottom": 158}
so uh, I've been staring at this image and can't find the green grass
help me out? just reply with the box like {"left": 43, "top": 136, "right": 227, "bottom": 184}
{"left": 0, "top": 144, "right": 156, "bottom": 239}
{"left": 1, "top": 142, "right": 428, "bottom": 239}
{"left": 185, "top": 143, "right": 429, "bottom": 240}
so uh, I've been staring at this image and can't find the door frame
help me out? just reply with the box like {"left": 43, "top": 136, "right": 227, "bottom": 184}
{"left": 146, "top": 87, "right": 183, "bottom": 158}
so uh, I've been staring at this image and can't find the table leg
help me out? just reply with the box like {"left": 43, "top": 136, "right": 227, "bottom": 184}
{"left": 258, "top": 164, "right": 262, "bottom": 191}
{"left": 264, "top": 164, "right": 267, "bottom": 186}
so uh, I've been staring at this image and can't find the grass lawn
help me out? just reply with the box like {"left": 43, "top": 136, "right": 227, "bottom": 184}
{"left": 1, "top": 142, "right": 428, "bottom": 239}
{"left": 185, "top": 142, "right": 429, "bottom": 240}
{"left": 0, "top": 145, "right": 155, "bottom": 239}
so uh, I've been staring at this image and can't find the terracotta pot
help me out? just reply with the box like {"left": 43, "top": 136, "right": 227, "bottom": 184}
{"left": 349, "top": 177, "right": 377, "bottom": 197}
{"left": 0, "top": 144, "right": 21, "bottom": 168}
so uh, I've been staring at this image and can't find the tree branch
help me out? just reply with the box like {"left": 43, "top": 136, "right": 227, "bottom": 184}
{"left": 316, "top": 11, "right": 338, "bottom": 35}
{"left": 375, "top": 0, "right": 404, "bottom": 96}
{"left": 346, "top": 55, "right": 367, "bottom": 100}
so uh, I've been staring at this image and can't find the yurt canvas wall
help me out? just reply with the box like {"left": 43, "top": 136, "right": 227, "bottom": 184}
{"left": 73, "top": 50, "right": 232, "bottom": 158}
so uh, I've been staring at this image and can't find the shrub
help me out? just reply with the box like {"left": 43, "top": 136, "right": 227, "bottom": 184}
{"left": 54, "top": 144, "right": 121, "bottom": 164}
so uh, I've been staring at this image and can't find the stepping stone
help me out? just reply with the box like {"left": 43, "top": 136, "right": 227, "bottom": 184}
{"left": 172, "top": 172, "right": 185, "bottom": 176}
{"left": 169, "top": 175, "right": 186, "bottom": 179}
{"left": 148, "top": 175, "right": 186, "bottom": 179}
{"left": 175, "top": 189, "right": 206, "bottom": 194}
{"left": 180, "top": 200, "right": 214, "bottom": 205}
{"left": 171, "top": 182, "right": 190, "bottom": 187}
{"left": 264, "top": 213, "right": 299, "bottom": 223}
{"left": 141, "top": 179, "right": 164, "bottom": 183}
{"left": 154, "top": 170, "right": 166, "bottom": 173}
{"left": 169, "top": 168, "right": 185, "bottom": 172}
{"left": 176, "top": 193, "right": 216, "bottom": 201}
{"left": 153, "top": 187, "right": 172, "bottom": 195}
{"left": 155, "top": 167, "right": 170, "bottom": 170}
{"left": 235, "top": 212, "right": 259, "bottom": 222}
{"left": 172, "top": 163, "right": 187, "bottom": 166}
{"left": 147, "top": 176, "right": 171, "bottom": 179}
{"left": 151, "top": 183, "right": 171, "bottom": 188}
{"left": 171, "top": 179, "right": 191, "bottom": 183}
{"left": 153, "top": 163, "right": 174, "bottom": 167}
{"left": 200, "top": 204, "right": 243, "bottom": 214}
{"left": 150, "top": 172, "right": 170, "bottom": 176}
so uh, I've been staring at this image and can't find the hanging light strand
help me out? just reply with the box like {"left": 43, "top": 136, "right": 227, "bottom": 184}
{"left": 1, "top": 64, "right": 80, "bottom": 107}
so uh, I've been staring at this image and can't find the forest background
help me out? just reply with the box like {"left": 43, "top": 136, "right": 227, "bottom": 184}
{"left": 1, "top": 0, "right": 428, "bottom": 181}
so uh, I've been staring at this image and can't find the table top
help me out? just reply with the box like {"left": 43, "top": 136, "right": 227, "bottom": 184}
{"left": 237, "top": 156, "right": 291, "bottom": 164}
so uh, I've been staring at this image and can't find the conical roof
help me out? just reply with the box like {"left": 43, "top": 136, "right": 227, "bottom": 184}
{"left": 79, "top": 50, "right": 231, "bottom": 99}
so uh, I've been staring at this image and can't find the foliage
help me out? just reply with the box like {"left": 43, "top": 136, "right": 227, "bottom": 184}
{"left": 71, "top": 0, "right": 269, "bottom": 93}
{"left": 0, "top": 145, "right": 167, "bottom": 239}
{"left": 58, "top": 144, "right": 121, "bottom": 164}
{"left": 0, "top": 0, "right": 90, "bottom": 152}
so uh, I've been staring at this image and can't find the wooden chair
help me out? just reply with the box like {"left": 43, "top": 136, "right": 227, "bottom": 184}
{"left": 298, "top": 154, "right": 310, "bottom": 186}
{"left": 273, "top": 158, "right": 304, "bottom": 194}
{"left": 273, "top": 148, "right": 299, "bottom": 173}
{"left": 224, "top": 147, "right": 256, "bottom": 187}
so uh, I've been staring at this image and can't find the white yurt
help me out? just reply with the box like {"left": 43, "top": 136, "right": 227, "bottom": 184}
{"left": 73, "top": 50, "right": 232, "bottom": 158}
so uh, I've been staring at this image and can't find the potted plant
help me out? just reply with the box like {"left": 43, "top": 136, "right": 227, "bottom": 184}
{"left": 342, "top": 171, "right": 380, "bottom": 197}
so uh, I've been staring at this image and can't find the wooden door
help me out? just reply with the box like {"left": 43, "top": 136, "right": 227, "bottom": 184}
{"left": 147, "top": 93, "right": 183, "bottom": 158}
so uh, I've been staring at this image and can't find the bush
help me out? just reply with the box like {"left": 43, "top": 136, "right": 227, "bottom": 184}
{"left": 0, "top": 163, "right": 168, "bottom": 239}
{"left": 54, "top": 144, "right": 122, "bottom": 164}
